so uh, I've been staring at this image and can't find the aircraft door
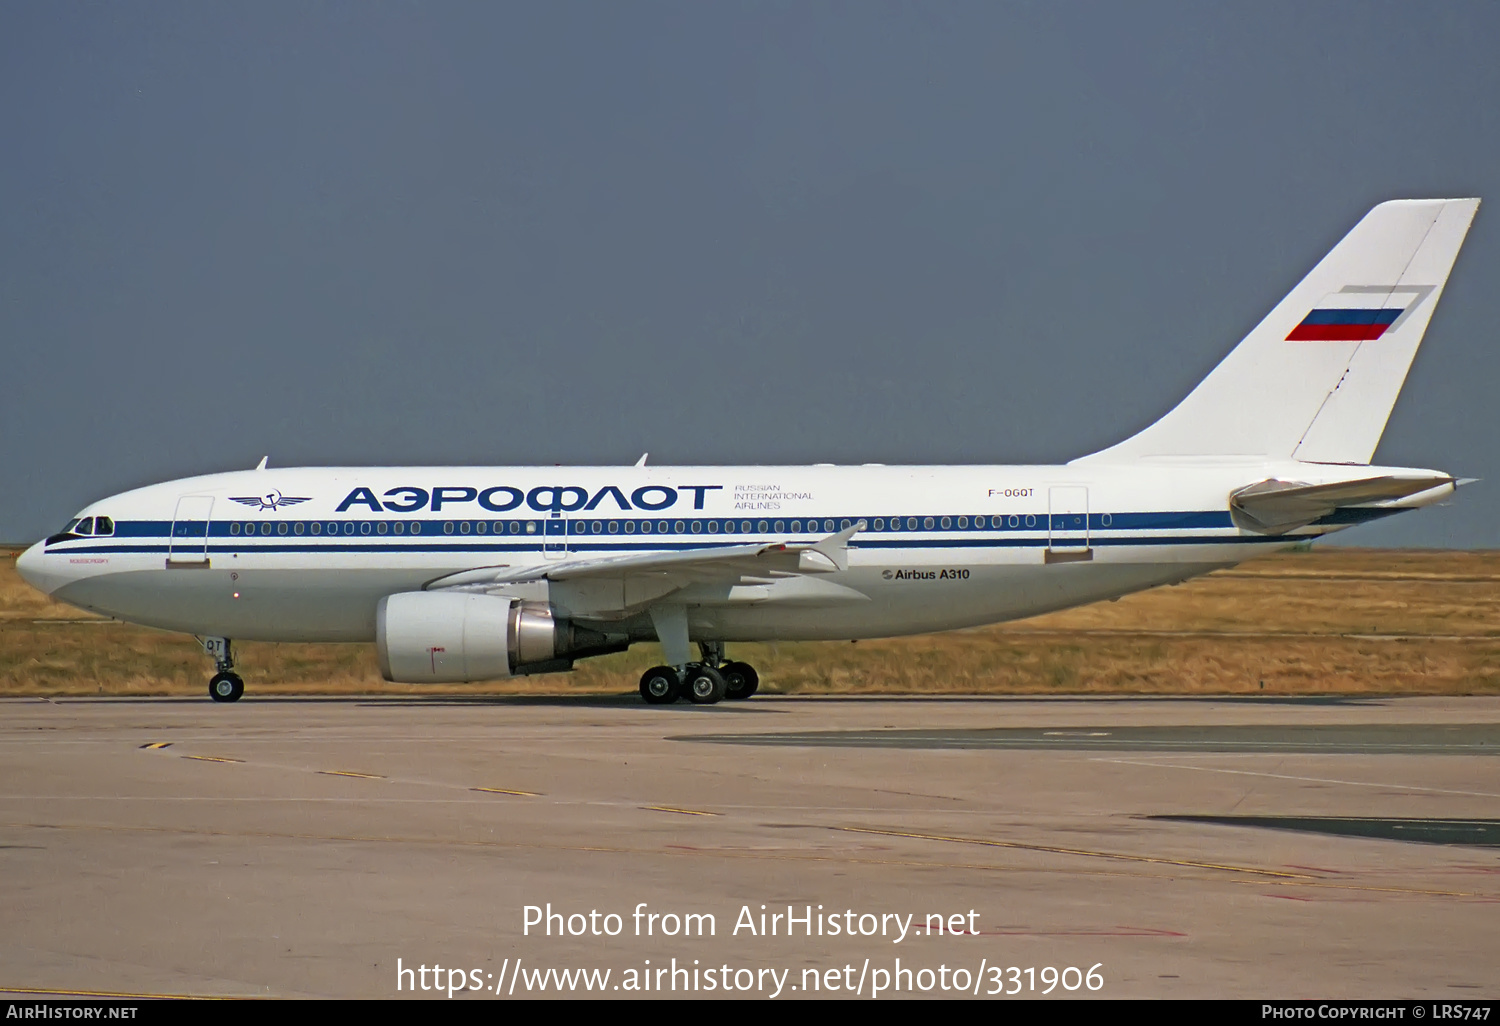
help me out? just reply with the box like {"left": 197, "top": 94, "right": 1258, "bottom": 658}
{"left": 1046, "top": 486, "right": 1092, "bottom": 563}
{"left": 543, "top": 516, "right": 567, "bottom": 559}
{"left": 168, "top": 495, "right": 215, "bottom": 567}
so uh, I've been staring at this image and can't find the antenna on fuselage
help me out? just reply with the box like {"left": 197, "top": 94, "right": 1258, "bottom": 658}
{"left": 635, "top": 453, "right": 649, "bottom": 467}
{"left": 255, "top": 456, "right": 268, "bottom": 471}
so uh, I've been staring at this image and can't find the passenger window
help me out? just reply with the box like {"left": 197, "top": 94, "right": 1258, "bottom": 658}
{"left": 230, "top": 523, "right": 241, "bottom": 536}
{"left": 392, "top": 522, "right": 404, "bottom": 535}
{"left": 378, "top": 522, "right": 389, "bottom": 535}
{"left": 311, "top": 522, "right": 322, "bottom": 535}
{"left": 924, "top": 517, "right": 935, "bottom": 530}
{"left": 294, "top": 522, "right": 305, "bottom": 535}
{"left": 277, "top": 522, "right": 288, "bottom": 535}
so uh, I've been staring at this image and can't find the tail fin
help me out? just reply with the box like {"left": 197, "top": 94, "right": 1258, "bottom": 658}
{"left": 1076, "top": 198, "right": 1479, "bottom": 464}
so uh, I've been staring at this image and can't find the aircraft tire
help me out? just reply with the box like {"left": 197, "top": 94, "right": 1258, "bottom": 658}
{"left": 209, "top": 672, "right": 244, "bottom": 703}
{"left": 684, "top": 664, "right": 727, "bottom": 705}
{"left": 639, "top": 666, "right": 681, "bottom": 705}
{"left": 721, "top": 661, "right": 759, "bottom": 700}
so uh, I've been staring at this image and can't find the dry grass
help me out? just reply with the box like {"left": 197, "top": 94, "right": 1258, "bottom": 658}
{"left": 3, "top": 548, "right": 1499, "bottom": 697}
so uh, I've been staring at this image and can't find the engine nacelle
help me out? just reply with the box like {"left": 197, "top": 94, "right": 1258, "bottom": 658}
{"left": 376, "top": 592, "right": 620, "bottom": 683}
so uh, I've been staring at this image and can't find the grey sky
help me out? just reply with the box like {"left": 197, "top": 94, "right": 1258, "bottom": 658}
{"left": 3, "top": 2, "right": 1496, "bottom": 546}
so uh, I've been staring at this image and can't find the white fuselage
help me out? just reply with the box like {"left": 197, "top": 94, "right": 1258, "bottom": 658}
{"left": 16, "top": 460, "right": 1431, "bottom": 647}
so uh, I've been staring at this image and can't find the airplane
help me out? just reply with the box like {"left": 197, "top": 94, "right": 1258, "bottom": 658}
{"left": 15, "top": 198, "right": 1480, "bottom": 705}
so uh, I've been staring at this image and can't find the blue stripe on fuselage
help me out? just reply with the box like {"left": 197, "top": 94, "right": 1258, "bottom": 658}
{"left": 43, "top": 507, "right": 1398, "bottom": 556}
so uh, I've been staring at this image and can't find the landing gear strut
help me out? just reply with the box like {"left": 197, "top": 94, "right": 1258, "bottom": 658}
{"left": 202, "top": 637, "right": 244, "bottom": 703}
{"left": 636, "top": 643, "right": 760, "bottom": 706}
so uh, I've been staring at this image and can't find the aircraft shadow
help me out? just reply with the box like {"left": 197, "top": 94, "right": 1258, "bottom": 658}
{"left": 25, "top": 693, "right": 1386, "bottom": 709}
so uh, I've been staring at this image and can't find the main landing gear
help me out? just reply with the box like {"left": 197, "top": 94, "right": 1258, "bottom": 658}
{"left": 638, "top": 642, "right": 760, "bottom": 706}
{"left": 202, "top": 637, "right": 244, "bottom": 703}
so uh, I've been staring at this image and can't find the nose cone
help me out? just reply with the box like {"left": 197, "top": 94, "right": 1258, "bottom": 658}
{"left": 16, "top": 541, "right": 61, "bottom": 596}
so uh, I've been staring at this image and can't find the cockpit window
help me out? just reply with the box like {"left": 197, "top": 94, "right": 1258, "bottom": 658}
{"left": 44, "top": 513, "right": 113, "bottom": 545}
{"left": 45, "top": 518, "right": 83, "bottom": 546}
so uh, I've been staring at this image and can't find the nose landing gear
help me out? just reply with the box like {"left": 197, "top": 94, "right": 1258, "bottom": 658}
{"left": 201, "top": 637, "right": 244, "bottom": 703}
{"left": 210, "top": 671, "right": 244, "bottom": 702}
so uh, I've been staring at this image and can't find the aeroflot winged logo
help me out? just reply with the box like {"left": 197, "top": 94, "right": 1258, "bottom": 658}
{"left": 1286, "top": 284, "right": 1436, "bottom": 342}
{"left": 230, "top": 490, "right": 312, "bottom": 512}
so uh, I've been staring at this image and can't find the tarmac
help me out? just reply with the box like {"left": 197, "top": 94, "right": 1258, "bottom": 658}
{"left": 1, "top": 693, "right": 1497, "bottom": 999}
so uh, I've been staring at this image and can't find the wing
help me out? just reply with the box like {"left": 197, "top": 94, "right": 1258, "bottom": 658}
{"left": 1229, "top": 473, "right": 1456, "bottom": 534}
{"left": 425, "top": 522, "right": 864, "bottom": 592}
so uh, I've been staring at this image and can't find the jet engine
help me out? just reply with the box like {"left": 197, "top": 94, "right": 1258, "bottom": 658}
{"left": 376, "top": 591, "right": 623, "bottom": 683}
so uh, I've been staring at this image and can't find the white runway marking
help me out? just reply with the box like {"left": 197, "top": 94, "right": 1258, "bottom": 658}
{"left": 1091, "top": 757, "right": 1500, "bottom": 799}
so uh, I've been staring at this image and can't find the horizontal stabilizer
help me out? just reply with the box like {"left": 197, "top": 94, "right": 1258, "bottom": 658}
{"left": 1229, "top": 474, "right": 1455, "bottom": 534}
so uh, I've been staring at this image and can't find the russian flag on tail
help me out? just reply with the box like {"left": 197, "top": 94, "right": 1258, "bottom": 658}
{"left": 1286, "top": 288, "right": 1420, "bottom": 342}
